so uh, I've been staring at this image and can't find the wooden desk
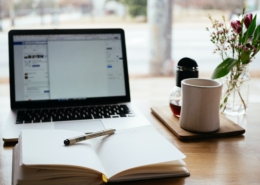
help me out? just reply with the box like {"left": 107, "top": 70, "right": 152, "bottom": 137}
{"left": 1, "top": 99, "right": 260, "bottom": 185}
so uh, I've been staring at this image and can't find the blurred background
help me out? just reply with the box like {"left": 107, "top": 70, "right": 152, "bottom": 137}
{"left": 0, "top": 0, "right": 260, "bottom": 81}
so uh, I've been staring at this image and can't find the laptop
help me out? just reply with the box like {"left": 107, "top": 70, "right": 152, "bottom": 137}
{"left": 3, "top": 28, "right": 150, "bottom": 142}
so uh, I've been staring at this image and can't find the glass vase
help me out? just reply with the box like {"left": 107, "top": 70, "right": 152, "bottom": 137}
{"left": 220, "top": 64, "right": 250, "bottom": 116}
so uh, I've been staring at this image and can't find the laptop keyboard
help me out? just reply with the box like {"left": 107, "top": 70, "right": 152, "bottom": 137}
{"left": 16, "top": 105, "right": 135, "bottom": 124}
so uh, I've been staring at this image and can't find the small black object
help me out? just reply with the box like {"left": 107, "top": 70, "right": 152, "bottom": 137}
{"left": 64, "top": 139, "right": 70, "bottom": 146}
{"left": 176, "top": 57, "right": 199, "bottom": 87}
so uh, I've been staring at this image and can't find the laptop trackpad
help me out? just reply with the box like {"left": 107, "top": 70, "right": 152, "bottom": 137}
{"left": 54, "top": 120, "right": 105, "bottom": 133}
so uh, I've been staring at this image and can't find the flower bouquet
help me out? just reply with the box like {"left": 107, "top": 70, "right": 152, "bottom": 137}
{"left": 206, "top": 9, "right": 260, "bottom": 115}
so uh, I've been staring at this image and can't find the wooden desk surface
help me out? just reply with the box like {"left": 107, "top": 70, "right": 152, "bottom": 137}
{"left": 1, "top": 98, "right": 260, "bottom": 185}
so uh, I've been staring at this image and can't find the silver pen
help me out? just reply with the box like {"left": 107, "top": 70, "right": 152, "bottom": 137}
{"left": 64, "top": 128, "right": 116, "bottom": 146}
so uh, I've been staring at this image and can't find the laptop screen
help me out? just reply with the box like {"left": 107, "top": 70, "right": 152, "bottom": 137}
{"left": 9, "top": 29, "right": 130, "bottom": 109}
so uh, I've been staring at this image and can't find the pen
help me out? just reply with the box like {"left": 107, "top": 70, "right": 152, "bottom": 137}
{"left": 64, "top": 128, "right": 116, "bottom": 146}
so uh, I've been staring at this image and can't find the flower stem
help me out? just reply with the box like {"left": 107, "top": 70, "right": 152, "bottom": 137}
{"left": 221, "top": 65, "right": 247, "bottom": 113}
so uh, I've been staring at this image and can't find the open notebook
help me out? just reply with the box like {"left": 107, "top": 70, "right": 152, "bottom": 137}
{"left": 3, "top": 29, "right": 151, "bottom": 142}
{"left": 12, "top": 125, "right": 190, "bottom": 184}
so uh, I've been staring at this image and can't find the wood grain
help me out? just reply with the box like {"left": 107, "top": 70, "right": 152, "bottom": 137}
{"left": 151, "top": 106, "right": 245, "bottom": 141}
{"left": 1, "top": 99, "right": 260, "bottom": 185}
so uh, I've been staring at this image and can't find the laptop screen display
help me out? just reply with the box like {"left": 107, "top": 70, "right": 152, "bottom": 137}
{"left": 12, "top": 33, "right": 126, "bottom": 103}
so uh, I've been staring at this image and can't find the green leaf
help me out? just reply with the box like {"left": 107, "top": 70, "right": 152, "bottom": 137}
{"left": 253, "top": 25, "right": 260, "bottom": 45}
{"left": 211, "top": 58, "right": 238, "bottom": 79}
{"left": 242, "top": 14, "right": 257, "bottom": 44}
{"left": 240, "top": 50, "right": 251, "bottom": 64}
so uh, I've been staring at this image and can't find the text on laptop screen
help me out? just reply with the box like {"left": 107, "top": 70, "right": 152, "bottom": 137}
{"left": 13, "top": 34, "right": 126, "bottom": 102}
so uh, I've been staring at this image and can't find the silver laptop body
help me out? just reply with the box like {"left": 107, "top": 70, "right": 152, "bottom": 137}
{"left": 3, "top": 29, "right": 150, "bottom": 142}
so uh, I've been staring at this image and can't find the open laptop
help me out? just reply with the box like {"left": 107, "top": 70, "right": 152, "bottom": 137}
{"left": 3, "top": 29, "right": 150, "bottom": 142}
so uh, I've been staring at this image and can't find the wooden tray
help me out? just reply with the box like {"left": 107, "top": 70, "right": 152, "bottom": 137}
{"left": 151, "top": 106, "right": 245, "bottom": 141}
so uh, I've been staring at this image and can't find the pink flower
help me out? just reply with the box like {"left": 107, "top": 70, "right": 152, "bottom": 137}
{"left": 218, "top": 23, "right": 223, "bottom": 27}
{"left": 218, "top": 30, "right": 224, "bottom": 34}
{"left": 244, "top": 13, "right": 253, "bottom": 28}
{"left": 231, "top": 20, "right": 242, "bottom": 34}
